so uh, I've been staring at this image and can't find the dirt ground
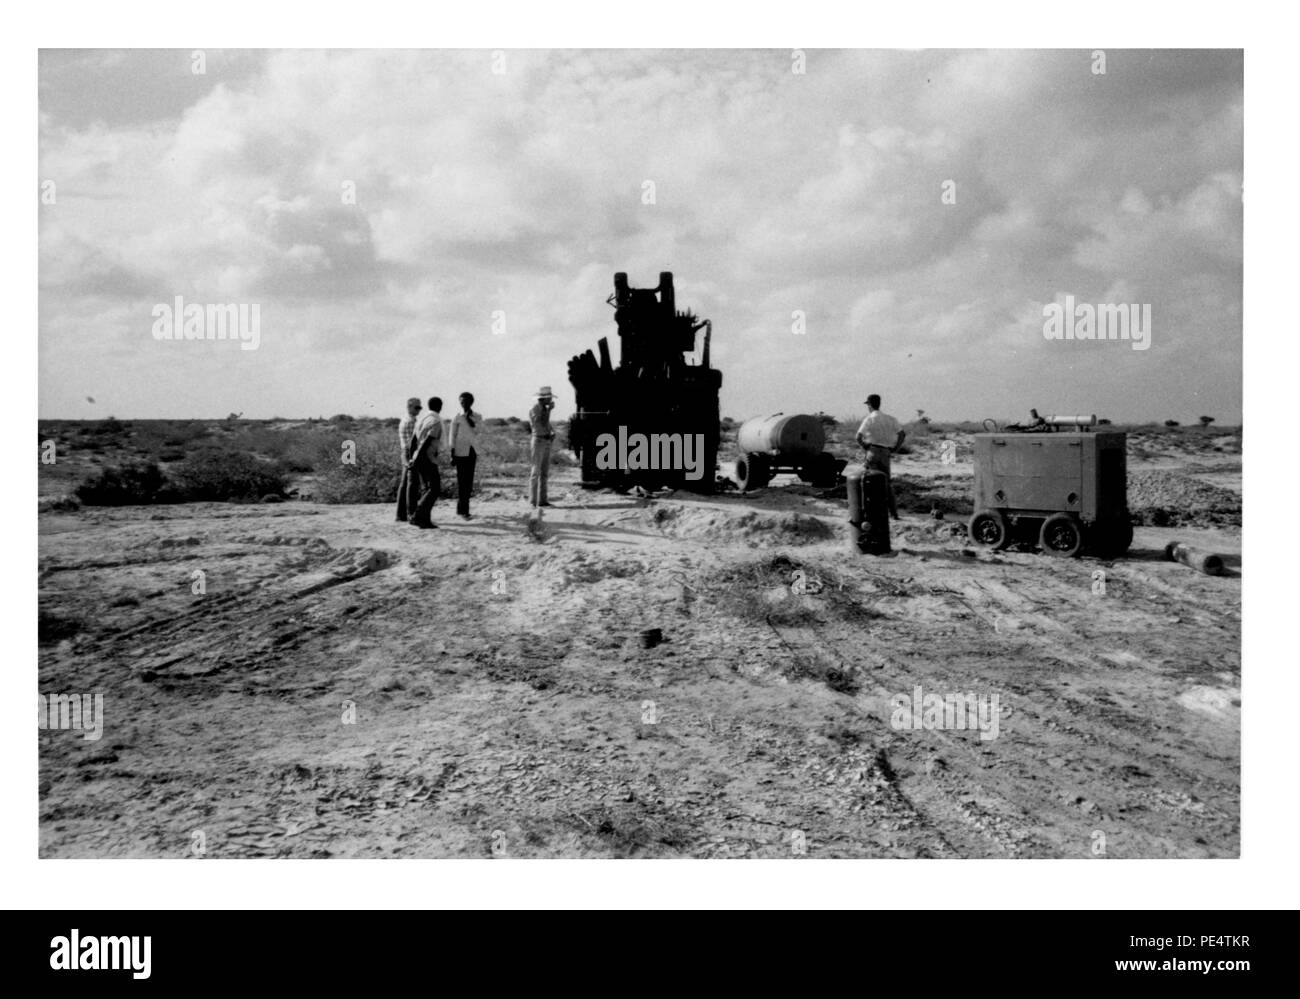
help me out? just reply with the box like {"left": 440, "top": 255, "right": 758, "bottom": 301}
{"left": 38, "top": 441, "right": 1241, "bottom": 859}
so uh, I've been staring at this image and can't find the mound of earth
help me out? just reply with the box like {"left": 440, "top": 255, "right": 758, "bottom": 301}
{"left": 1128, "top": 470, "right": 1241, "bottom": 527}
{"left": 891, "top": 475, "right": 971, "bottom": 516}
{"left": 648, "top": 505, "right": 835, "bottom": 545}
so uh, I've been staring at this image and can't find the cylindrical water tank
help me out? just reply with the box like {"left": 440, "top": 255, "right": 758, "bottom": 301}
{"left": 737, "top": 413, "right": 825, "bottom": 458}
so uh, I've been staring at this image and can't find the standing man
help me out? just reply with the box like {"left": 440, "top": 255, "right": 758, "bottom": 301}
{"left": 449, "top": 391, "right": 481, "bottom": 521}
{"left": 527, "top": 386, "right": 557, "bottom": 508}
{"left": 395, "top": 397, "right": 422, "bottom": 522}
{"left": 408, "top": 396, "right": 444, "bottom": 529}
{"left": 855, "top": 393, "right": 905, "bottom": 520}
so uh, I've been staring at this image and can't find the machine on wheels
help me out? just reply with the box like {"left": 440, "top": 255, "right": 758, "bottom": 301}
{"left": 566, "top": 271, "right": 722, "bottom": 493}
{"left": 967, "top": 414, "right": 1132, "bottom": 558}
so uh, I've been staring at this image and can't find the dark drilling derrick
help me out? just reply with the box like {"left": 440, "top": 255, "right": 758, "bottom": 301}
{"left": 566, "top": 271, "right": 722, "bottom": 492}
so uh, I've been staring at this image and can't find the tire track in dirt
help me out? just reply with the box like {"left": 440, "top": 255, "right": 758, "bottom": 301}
{"left": 736, "top": 542, "right": 1239, "bottom": 857}
{"left": 765, "top": 620, "right": 1047, "bottom": 857}
{"left": 45, "top": 537, "right": 398, "bottom": 684}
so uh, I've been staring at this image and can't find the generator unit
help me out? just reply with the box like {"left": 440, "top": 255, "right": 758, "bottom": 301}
{"left": 967, "top": 415, "right": 1132, "bottom": 558}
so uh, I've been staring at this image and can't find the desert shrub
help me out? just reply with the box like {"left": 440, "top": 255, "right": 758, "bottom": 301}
{"left": 38, "top": 494, "right": 82, "bottom": 513}
{"left": 74, "top": 460, "right": 168, "bottom": 505}
{"left": 170, "top": 448, "right": 288, "bottom": 501}
{"left": 279, "top": 448, "right": 319, "bottom": 474}
{"left": 1164, "top": 420, "right": 1180, "bottom": 428}
{"left": 158, "top": 423, "right": 210, "bottom": 447}
{"left": 314, "top": 433, "right": 402, "bottom": 504}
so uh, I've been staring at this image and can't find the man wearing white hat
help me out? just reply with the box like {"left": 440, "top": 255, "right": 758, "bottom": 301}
{"left": 528, "top": 386, "right": 557, "bottom": 507}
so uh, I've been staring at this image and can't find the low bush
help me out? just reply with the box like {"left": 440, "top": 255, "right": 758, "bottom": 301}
{"left": 170, "top": 448, "right": 289, "bottom": 501}
{"left": 314, "top": 433, "right": 402, "bottom": 504}
{"left": 38, "top": 494, "right": 82, "bottom": 513}
{"left": 74, "top": 460, "right": 168, "bottom": 505}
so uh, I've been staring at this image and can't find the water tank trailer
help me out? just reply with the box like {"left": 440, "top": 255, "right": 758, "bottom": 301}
{"left": 732, "top": 413, "right": 845, "bottom": 491}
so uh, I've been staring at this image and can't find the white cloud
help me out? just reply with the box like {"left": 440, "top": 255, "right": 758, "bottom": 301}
{"left": 39, "top": 49, "right": 1242, "bottom": 423}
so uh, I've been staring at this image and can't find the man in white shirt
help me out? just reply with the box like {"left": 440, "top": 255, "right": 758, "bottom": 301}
{"left": 395, "top": 397, "right": 421, "bottom": 522}
{"left": 855, "top": 393, "right": 905, "bottom": 520}
{"left": 448, "top": 392, "right": 482, "bottom": 519}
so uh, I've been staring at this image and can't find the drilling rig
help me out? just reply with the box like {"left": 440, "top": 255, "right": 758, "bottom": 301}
{"left": 566, "top": 272, "right": 722, "bottom": 492}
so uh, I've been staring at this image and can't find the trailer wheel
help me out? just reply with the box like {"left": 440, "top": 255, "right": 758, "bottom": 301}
{"left": 810, "top": 452, "right": 840, "bottom": 488}
{"left": 734, "top": 453, "right": 770, "bottom": 491}
{"left": 968, "top": 509, "right": 1009, "bottom": 549}
{"left": 1040, "top": 514, "right": 1084, "bottom": 557}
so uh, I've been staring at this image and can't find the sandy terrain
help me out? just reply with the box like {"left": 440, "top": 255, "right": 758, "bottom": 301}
{"left": 38, "top": 451, "right": 1241, "bottom": 858}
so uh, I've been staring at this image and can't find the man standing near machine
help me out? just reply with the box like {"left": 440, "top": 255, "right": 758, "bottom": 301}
{"left": 527, "top": 386, "right": 557, "bottom": 508}
{"left": 855, "top": 393, "right": 905, "bottom": 520}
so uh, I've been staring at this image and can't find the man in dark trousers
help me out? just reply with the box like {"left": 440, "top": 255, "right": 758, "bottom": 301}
{"left": 855, "top": 393, "right": 906, "bottom": 520}
{"left": 407, "top": 396, "right": 444, "bottom": 529}
{"left": 449, "top": 391, "right": 481, "bottom": 520}
{"left": 395, "top": 396, "right": 422, "bottom": 522}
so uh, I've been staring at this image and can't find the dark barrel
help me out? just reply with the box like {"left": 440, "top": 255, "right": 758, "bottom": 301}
{"left": 846, "top": 464, "right": 891, "bottom": 555}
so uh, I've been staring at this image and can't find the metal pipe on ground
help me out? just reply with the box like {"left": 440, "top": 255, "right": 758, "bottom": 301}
{"left": 1164, "top": 541, "right": 1225, "bottom": 575}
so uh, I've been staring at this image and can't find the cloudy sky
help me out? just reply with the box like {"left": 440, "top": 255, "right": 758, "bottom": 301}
{"left": 38, "top": 49, "right": 1242, "bottom": 423}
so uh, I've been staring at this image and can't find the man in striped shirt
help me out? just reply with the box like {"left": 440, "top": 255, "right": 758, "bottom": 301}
{"left": 395, "top": 397, "right": 422, "bottom": 521}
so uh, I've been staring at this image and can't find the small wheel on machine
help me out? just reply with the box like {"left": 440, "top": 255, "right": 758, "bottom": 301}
{"left": 968, "top": 509, "right": 1009, "bottom": 549}
{"left": 1039, "top": 513, "right": 1084, "bottom": 557}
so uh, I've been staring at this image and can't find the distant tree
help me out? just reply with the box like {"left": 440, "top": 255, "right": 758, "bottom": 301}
{"left": 1097, "top": 418, "right": 1112, "bottom": 425}
{"left": 1164, "top": 420, "right": 1180, "bottom": 428}
{"left": 1198, "top": 415, "right": 1216, "bottom": 428}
